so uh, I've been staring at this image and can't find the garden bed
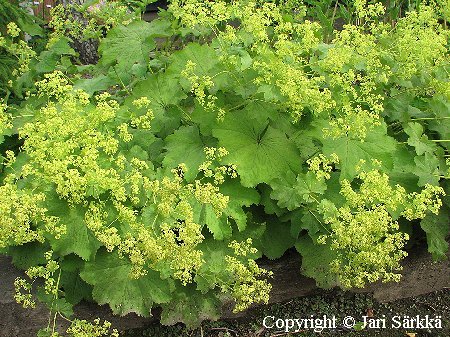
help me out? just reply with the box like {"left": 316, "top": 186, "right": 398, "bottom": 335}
{"left": 1, "top": 1, "right": 449, "bottom": 337}
{"left": 2, "top": 244, "right": 449, "bottom": 337}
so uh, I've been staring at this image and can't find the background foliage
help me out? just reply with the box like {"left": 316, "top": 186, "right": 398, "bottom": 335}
{"left": 0, "top": 0, "right": 449, "bottom": 336}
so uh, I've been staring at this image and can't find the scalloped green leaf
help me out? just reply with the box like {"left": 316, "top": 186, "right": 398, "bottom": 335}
{"left": 212, "top": 111, "right": 300, "bottom": 187}
{"left": 131, "top": 73, "right": 186, "bottom": 113}
{"left": 160, "top": 284, "right": 221, "bottom": 328}
{"left": 61, "top": 271, "right": 93, "bottom": 305}
{"left": 167, "top": 43, "right": 226, "bottom": 90}
{"left": 412, "top": 152, "right": 441, "bottom": 186}
{"left": 195, "top": 204, "right": 232, "bottom": 240}
{"left": 130, "top": 73, "right": 186, "bottom": 137}
{"left": 80, "top": 250, "right": 173, "bottom": 316}
{"left": 296, "top": 172, "right": 327, "bottom": 202}
{"left": 271, "top": 171, "right": 326, "bottom": 210}
{"left": 163, "top": 126, "right": 208, "bottom": 182}
{"left": 99, "top": 20, "right": 170, "bottom": 84}
{"left": 289, "top": 209, "right": 324, "bottom": 241}
{"left": 321, "top": 125, "right": 397, "bottom": 181}
{"left": 219, "top": 179, "right": 260, "bottom": 231}
{"left": 270, "top": 171, "right": 304, "bottom": 211}
{"left": 194, "top": 240, "right": 229, "bottom": 292}
{"left": 45, "top": 195, "right": 100, "bottom": 261}
{"left": 404, "top": 122, "right": 437, "bottom": 155}
{"left": 261, "top": 219, "right": 295, "bottom": 259}
{"left": 73, "top": 74, "right": 116, "bottom": 95}
{"left": 259, "top": 184, "right": 287, "bottom": 217}
{"left": 35, "top": 38, "right": 75, "bottom": 74}
{"left": 420, "top": 208, "right": 449, "bottom": 260}
{"left": 60, "top": 255, "right": 93, "bottom": 305}
{"left": 295, "top": 236, "right": 338, "bottom": 288}
{"left": 8, "top": 242, "right": 48, "bottom": 269}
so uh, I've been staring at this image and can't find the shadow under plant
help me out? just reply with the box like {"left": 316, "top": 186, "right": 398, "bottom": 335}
{"left": 124, "top": 289, "right": 450, "bottom": 337}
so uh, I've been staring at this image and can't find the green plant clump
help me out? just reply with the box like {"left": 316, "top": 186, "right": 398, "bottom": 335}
{"left": 0, "top": 0, "right": 449, "bottom": 336}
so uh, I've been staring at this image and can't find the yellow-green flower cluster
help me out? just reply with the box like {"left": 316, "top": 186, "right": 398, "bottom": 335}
{"left": 229, "top": 238, "right": 258, "bottom": 257}
{"left": 307, "top": 153, "right": 339, "bottom": 180}
{"left": 26, "top": 251, "right": 60, "bottom": 296}
{"left": 181, "top": 60, "right": 222, "bottom": 119}
{"left": 169, "top": 0, "right": 230, "bottom": 31}
{"left": 131, "top": 97, "right": 154, "bottom": 129}
{"left": 318, "top": 24, "right": 389, "bottom": 139}
{"left": 13, "top": 277, "right": 35, "bottom": 309}
{"left": 194, "top": 181, "right": 229, "bottom": 216}
{"left": 14, "top": 251, "right": 60, "bottom": 309}
{"left": 117, "top": 123, "right": 133, "bottom": 142}
{"left": 324, "top": 104, "right": 382, "bottom": 140}
{"left": 253, "top": 57, "right": 335, "bottom": 121}
{"left": 48, "top": 2, "right": 136, "bottom": 46}
{"left": 318, "top": 168, "right": 444, "bottom": 288}
{"left": 403, "top": 184, "right": 445, "bottom": 220}
{"left": 340, "top": 170, "right": 407, "bottom": 212}
{"left": 113, "top": 167, "right": 230, "bottom": 283}
{"left": 225, "top": 256, "right": 273, "bottom": 312}
{"left": 199, "top": 147, "right": 237, "bottom": 185}
{"left": 66, "top": 318, "right": 119, "bottom": 337}
{"left": 18, "top": 79, "right": 125, "bottom": 205}
{"left": 392, "top": 6, "right": 448, "bottom": 80}
{"left": 171, "top": 1, "right": 336, "bottom": 120}
{"left": 224, "top": 239, "right": 273, "bottom": 312}
{"left": 4, "top": 75, "right": 230, "bottom": 289}
{"left": 86, "top": 0, "right": 133, "bottom": 28}
{"left": 85, "top": 203, "right": 121, "bottom": 252}
{"left": 170, "top": 1, "right": 449, "bottom": 143}
{"left": 354, "top": 0, "right": 385, "bottom": 21}
{"left": 0, "top": 25, "right": 36, "bottom": 75}
{"left": 36, "top": 71, "right": 73, "bottom": 100}
{"left": 0, "top": 184, "right": 60, "bottom": 248}
{"left": 6, "top": 22, "right": 20, "bottom": 38}
{"left": 323, "top": 203, "right": 408, "bottom": 288}
{"left": 274, "top": 20, "right": 322, "bottom": 57}
{"left": 159, "top": 220, "right": 204, "bottom": 283}
{"left": 0, "top": 98, "right": 12, "bottom": 135}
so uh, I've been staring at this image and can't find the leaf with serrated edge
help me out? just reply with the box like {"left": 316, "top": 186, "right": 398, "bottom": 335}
{"left": 213, "top": 111, "right": 300, "bottom": 187}
{"left": 163, "top": 126, "right": 208, "bottom": 182}
{"left": 404, "top": 122, "right": 437, "bottom": 156}
{"left": 261, "top": 219, "right": 295, "bottom": 259}
{"left": 321, "top": 124, "right": 397, "bottom": 181}
{"left": 219, "top": 179, "right": 260, "bottom": 231}
{"left": 46, "top": 195, "right": 100, "bottom": 261}
{"left": 270, "top": 171, "right": 304, "bottom": 211}
{"left": 99, "top": 20, "right": 170, "bottom": 84}
{"left": 80, "top": 250, "right": 173, "bottom": 316}
{"left": 413, "top": 153, "right": 441, "bottom": 186}
{"left": 196, "top": 203, "right": 232, "bottom": 240}
{"left": 420, "top": 208, "right": 449, "bottom": 260}
{"left": 160, "top": 284, "right": 221, "bottom": 328}
{"left": 295, "top": 236, "right": 338, "bottom": 288}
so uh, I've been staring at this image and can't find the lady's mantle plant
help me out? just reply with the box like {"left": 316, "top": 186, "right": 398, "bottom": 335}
{"left": 0, "top": 0, "right": 449, "bottom": 335}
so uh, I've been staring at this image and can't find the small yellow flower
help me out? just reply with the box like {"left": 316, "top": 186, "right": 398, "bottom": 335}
{"left": 6, "top": 22, "right": 20, "bottom": 38}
